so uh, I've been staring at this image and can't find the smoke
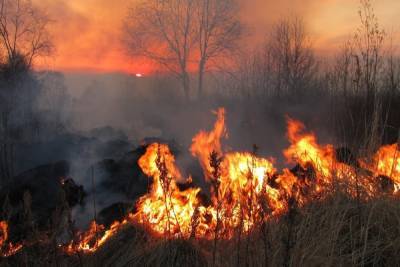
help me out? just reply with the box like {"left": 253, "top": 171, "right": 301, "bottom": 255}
{"left": 56, "top": 71, "right": 336, "bottom": 190}
{"left": 11, "top": 0, "right": 354, "bottom": 227}
{"left": 6, "top": 47, "right": 376, "bottom": 235}
{"left": 0, "top": 60, "right": 337, "bottom": 229}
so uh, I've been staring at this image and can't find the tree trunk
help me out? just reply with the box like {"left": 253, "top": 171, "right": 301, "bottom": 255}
{"left": 0, "top": 110, "right": 13, "bottom": 186}
{"left": 198, "top": 59, "right": 206, "bottom": 99}
{"left": 182, "top": 71, "right": 191, "bottom": 101}
{"left": 0, "top": 143, "right": 13, "bottom": 186}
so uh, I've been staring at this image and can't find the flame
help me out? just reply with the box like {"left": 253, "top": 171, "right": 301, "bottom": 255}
{"left": 131, "top": 110, "right": 400, "bottom": 241}
{"left": 4, "top": 108, "right": 400, "bottom": 256}
{"left": 191, "top": 108, "right": 227, "bottom": 180}
{"left": 281, "top": 118, "right": 377, "bottom": 199}
{"left": 134, "top": 143, "right": 202, "bottom": 238}
{"left": 214, "top": 152, "right": 282, "bottom": 231}
{"left": 362, "top": 144, "right": 400, "bottom": 192}
{"left": 374, "top": 144, "right": 400, "bottom": 186}
{"left": 66, "top": 216, "right": 134, "bottom": 254}
{"left": 284, "top": 118, "right": 335, "bottom": 180}
{"left": 0, "top": 221, "right": 23, "bottom": 257}
{"left": 134, "top": 111, "right": 286, "bottom": 239}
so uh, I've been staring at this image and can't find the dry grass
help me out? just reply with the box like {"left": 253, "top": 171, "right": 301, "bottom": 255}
{"left": 2, "top": 190, "right": 400, "bottom": 267}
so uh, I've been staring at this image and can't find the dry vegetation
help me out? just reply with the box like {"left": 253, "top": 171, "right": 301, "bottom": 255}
{"left": 1, "top": 0, "right": 400, "bottom": 266}
{"left": 3, "top": 189, "right": 400, "bottom": 266}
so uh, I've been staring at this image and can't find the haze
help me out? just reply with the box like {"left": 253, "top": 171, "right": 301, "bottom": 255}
{"left": 34, "top": 0, "right": 400, "bottom": 74}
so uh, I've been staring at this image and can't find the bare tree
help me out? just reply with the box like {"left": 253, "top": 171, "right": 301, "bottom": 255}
{"left": 0, "top": 0, "right": 52, "bottom": 184}
{"left": 124, "top": 0, "right": 243, "bottom": 99}
{"left": 228, "top": 16, "right": 317, "bottom": 100}
{"left": 353, "top": 0, "right": 386, "bottom": 150}
{"left": 125, "top": 0, "right": 197, "bottom": 100}
{"left": 267, "top": 16, "right": 317, "bottom": 98}
{"left": 195, "top": 0, "right": 242, "bottom": 98}
{"left": 353, "top": 0, "right": 385, "bottom": 98}
{"left": 329, "top": 0, "right": 388, "bottom": 151}
{"left": 0, "top": 0, "right": 53, "bottom": 68}
{"left": 230, "top": 47, "right": 272, "bottom": 98}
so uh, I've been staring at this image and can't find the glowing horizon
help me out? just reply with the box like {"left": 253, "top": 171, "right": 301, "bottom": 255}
{"left": 33, "top": 0, "right": 400, "bottom": 74}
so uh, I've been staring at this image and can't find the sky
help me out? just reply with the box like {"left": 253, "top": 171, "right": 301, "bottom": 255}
{"left": 33, "top": 0, "right": 400, "bottom": 74}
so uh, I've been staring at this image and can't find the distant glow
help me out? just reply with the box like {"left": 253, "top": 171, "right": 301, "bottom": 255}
{"left": 32, "top": 0, "right": 400, "bottom": 73}
{"left": 136, "top": 73, "right": 143, "bottom": 78}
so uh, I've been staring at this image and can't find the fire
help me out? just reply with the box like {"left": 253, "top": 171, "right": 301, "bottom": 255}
{"left": 362, "top": 144, "right": 400, "bottom": 192}
{"left": 132, "top": 110, "right": 283, "bottom": 239}
{"left": 374, "top": 144, "right": 400, "bottom": 186}
{"left": 191, "top": 108, "right": 227, "bottom": 180}
{"left": 221, "top": 152, "right": 276, "bottom": 196}
{"left": 213, "top": 152, "right": 282, "bottom": 231}
{"left": 0, "top": 221, "right": 7, "bottom": 247}
{"left": 3, "top": 107, "right": 400, "bottom": 256}
{"left": 284, "top": 118, "right": 335, "bottom": 179}
{"left": 132, "top": 109, "right": 400, "bottom": 241}
{"left": 135, "top": 143, "right": 202, "bottom": 238}
{"left": 281, "top": 118, "right": 374, "bottom": 199}
{"left": 279, "top": 118, "right": 335, "bottom": 203}
{"left": 66, "top": 216, "right": 134, "bottom": 254}
{"left": 0, "top": 221, "right": 23, "bottom": 257}
{"left": 134, "top": 148, "right": 277, "bottom": 238}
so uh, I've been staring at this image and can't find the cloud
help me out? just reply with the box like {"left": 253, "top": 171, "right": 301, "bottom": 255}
{"left": 33, "top": 0, "right": 400, "bottom": 73}
{"left": 33, "top": 0, "right": 141, "bottom": 73}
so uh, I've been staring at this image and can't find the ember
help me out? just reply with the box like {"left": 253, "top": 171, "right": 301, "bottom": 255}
{"left": 0, "top": 221, "right": 23, "bottom": 257}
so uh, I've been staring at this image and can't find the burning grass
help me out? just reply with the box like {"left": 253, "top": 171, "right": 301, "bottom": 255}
{"left": 3, "top": 195, "right": 400, "bottom": 266}
{"left": 130, "top": 108, "right": 400, "bottom": 241}
{"left": 1, "top": 107, "right": 400, "bottom": 266}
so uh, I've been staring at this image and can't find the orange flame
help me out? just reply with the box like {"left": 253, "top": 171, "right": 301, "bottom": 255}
{"left": 135, "top": 143, "right": 202, "bottom": 238}
{"left": 362, "top": 144, "right": 400, "bottom": 192}
{"left": 7, "top": 108, "right": 398, "bottom": 256}
{"left": 131, "top": 111, "right": 400, "bottom": 241}
{"left": 284, "top": 118, "right": 335, "bottom": 180}
{"left": 0, "top": 221, "right": 23, "bottom": 257}
{"left": 191, "top": 108, "right": 227, "bottom": 180}
{"left": 66, "top": 216, "right": 134, "bottom": 254}
{"left": 375, "top": 144, "right": 400, "bottom": 186}
{"left": 135, "top": 112, "right": 283, "bottom": 239}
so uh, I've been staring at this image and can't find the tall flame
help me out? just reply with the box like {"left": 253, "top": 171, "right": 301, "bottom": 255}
{"left": 135, "top": 143, "right": 202, "bottom": 237}
{"left": 4, "top": 108, "right": 400, "bottom": 256}
{"left": 191, "top": 108, "right": 226, "bottom": 179}
{"left": 132, "top": 110, "right": 400, "bottom": 240}
{"left": 284, "top": 117, "right": 335, "bottom": 180}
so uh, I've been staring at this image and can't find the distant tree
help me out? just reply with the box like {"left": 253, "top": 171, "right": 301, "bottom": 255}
{"left": 0, "top": 0, "right": 53, "bottom": 184}
{"left": 124, "top": 0, "right": 242, "bottom": 99}
{"left": 195, "top": 0, "right": 242, "bottom": 98}
{"left": 354, "top": 0, "right": 387, "bottom": 149}
{"left": 329, "top": 0, "right": 395, "bottom": 150}
{"left": 229, "top": 16, "right": 317, "bottom": 99}
{"left": 0, "top": 0, "right": 53, "bottom": 69}
{"left": 37, "top": 71, "right": 70, "bottom": 135}
{"left": 124, "top": 0, "right": 196, "bottom": 100}
{"left": 267, "top": 16, "right": 317, "bottom": 98}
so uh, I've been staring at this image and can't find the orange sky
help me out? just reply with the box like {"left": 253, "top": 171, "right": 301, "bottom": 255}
{"left": 34, "top": 0, "right": 400, "bottom": 74}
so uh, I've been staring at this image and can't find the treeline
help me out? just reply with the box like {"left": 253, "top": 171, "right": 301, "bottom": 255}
{"left": 123, "top": 0, "right": 400, "bottom": 152}
{"left": 0, "top": 0, "right": 69, "bottom": 184}
{"left": 0, "top": 0, "right": 399, "bottom": 183}
{"left": 228, "top": 1, "right": 400, "bottom": 152}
